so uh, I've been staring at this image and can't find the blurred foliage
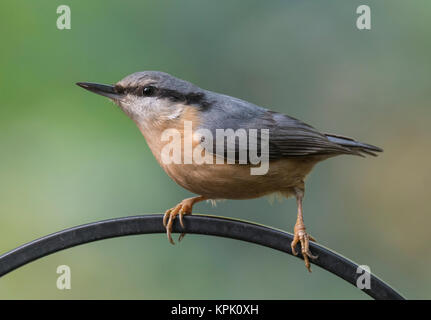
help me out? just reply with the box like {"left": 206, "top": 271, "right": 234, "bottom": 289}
{"left": 0, "top": 0, "right": 430, "bottom": 299}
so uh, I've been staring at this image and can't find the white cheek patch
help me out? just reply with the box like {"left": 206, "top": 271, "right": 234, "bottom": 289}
{"left": 118, "top": 96, "right": 143, "bottom": 119}
{"left": 117, "top": 95, "right": 185, "bottom": 127}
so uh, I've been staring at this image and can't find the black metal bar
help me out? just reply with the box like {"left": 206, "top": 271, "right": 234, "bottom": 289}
{"left": 0, "top": 214, "right": 404, "bottom": 300}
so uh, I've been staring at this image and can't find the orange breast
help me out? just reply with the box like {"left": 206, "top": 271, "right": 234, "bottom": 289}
{"left": 137, "top": 106, "right": 320, "bottom": 199}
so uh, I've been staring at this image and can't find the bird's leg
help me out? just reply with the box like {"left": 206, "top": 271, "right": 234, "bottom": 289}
{"left": 163, "top": 195, "right": 207, "bottom": 245}
{"left": 291, "top": 188, "right": 318, "bottom": 272}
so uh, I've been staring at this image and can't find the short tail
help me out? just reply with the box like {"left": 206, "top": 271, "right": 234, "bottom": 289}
{"left": 325, "top": 133, "right": 383, "bottom": 157}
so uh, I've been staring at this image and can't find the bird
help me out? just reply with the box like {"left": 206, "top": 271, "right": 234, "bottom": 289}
{"left": 76, "top": 71, "right": 382, "bottom": 272}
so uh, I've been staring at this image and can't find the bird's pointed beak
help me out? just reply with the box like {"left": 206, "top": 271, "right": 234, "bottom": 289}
{"left": 76, "top": 82, "right": 122, "bottom": 100}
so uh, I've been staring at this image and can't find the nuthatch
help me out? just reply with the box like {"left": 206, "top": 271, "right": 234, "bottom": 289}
{"left": 77, "top": 71, "right": 382, "bottom": 272}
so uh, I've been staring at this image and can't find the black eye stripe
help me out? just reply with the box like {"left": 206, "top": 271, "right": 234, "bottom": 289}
{"left": 120, "top": 85, "right": 157, "bottom": 96}
{"left": 114, "top": 85, "right": 125, "bottom": 94}
{"left": 118, "top": 85, "right": 211, "bottom": 109}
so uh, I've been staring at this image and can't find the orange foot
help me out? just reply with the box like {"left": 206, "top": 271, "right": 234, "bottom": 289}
{"left": 163, "top": 196, "right": 206, "bottom": 245}
{"left": 291, "top": 222, "right": 318, "bottom": 272}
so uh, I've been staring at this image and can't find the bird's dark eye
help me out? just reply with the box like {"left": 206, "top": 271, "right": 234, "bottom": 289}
{"left": 142, "top": 86, "right": 156, "bottom": 97}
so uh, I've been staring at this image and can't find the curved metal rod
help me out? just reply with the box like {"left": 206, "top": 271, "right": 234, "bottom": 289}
{"left": 0, "top": 214, "right": 404, "bottom": 300}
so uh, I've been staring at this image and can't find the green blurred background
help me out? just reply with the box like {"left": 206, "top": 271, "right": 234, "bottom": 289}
{"left": 0, "top": 0, "right": 430, "bottom": 299}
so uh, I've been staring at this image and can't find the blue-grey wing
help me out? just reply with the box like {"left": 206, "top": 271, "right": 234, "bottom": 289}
{"left": 197, "top": 93, "right": 352, "bottom": 161}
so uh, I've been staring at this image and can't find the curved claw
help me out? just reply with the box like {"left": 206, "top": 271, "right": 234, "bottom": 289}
{"left": 178, "top": 211, "right": 189, "bottom": 242}
{"left": 164, "top": 204, "right": 183, "bottom": 245}
{"left": 291, "top": 230, "right": 318, "bottom": 272}
{"left": 178, "top": 232, "right": 186, "bottom": 242}
{"left": 179, "top": 211, "right": 185, "bottom": 229}
{"left": 163, "top": 200, "right": 194, "bottom": 245}
{"left": 166, "top": 213, "right": 176, "bottom": 245}
{"left": 291, "top": 237, "right": 299, "bottom": 256}
{"left": 163, "top": 210, "right": 171, "bottom": 228}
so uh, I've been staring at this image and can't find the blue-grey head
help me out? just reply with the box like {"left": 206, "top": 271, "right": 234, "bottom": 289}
{"left": 77, "top": 71, "right": 209, "bottom": 125}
